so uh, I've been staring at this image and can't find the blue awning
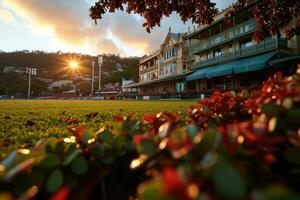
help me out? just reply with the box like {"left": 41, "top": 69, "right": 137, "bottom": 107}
{"left": 234, "top": 52, "right": 276, "bottom": 74}
{"left": 186, "top": 52, "right": 276, "bottom": 81}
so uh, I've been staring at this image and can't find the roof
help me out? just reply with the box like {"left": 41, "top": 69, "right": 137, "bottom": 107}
{"left": 169, "top": 33, "right": 180, "bottom": 42}
{"left": 139, "top": 50, "right": 160, "bottom": 65}
{"left": 124, "top": 74, "right": 185, "bottom": 88}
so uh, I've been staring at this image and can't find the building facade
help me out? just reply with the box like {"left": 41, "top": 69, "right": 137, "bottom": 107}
{"left": 128, "top": 1, "right": 300, "bottom": 98}
{"left": 184, "top": 2, "right": 300, "bottom": 94}
{"left": 129, "top": 32, "right": 186, "bottom": 97}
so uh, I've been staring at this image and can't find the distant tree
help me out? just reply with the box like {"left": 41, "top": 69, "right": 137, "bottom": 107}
{"left": 90, "top": 0, "right": 300, "bottom": 40}
{"left": 77, "top": 80, "right": 91, "bottom": 96}
{"left": 0, "top": 52, "right": 139, "bottom": 88}
{"left": 31, "top": 79, "right": 49, "bottom": 96}
{"left": 0, "top": 71, "right": 48, "bottom": 97}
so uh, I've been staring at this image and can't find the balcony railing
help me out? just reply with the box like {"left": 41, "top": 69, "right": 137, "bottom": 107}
{"left": 139, "top": 50, "right": 160, "bottom": 64}
{"left": 191, "top": 38, "right": 285, "bottom": 69}
{"left": 190, "top": 19, "right": 257, "bottom": 54}
{"left": 140, "top": 65, "right": 159, "bottom": 74}
{"left": 191, "top": 42, "right": 208, "bottom": 55}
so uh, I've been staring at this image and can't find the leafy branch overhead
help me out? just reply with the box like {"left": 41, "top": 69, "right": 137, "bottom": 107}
{"left": 89, "top": 0, "right": 218, "bottom": 32}
{"left": 90, "top": 0, "right": 300, "bottom": 39}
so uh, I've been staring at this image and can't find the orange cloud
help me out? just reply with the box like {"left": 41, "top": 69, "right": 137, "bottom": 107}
{"left": 1, "top": 0, "right": 193, "bottom": 56}
{"left": 0, "top": 7, "right": 17, "bottom": 25}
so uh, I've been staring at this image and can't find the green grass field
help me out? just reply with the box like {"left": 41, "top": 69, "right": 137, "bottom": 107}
{"left": 0, "top": 100, "right": 196, "bottom": 157}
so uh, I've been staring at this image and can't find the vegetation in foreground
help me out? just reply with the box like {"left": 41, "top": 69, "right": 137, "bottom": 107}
{"left": 0, "top": 70, "right": 299, "bottom": 200}
{"left": 0, "top": 100, "right": 195, "bottom": 158}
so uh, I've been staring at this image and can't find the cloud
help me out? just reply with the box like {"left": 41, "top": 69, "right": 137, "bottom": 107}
{"left": 1, "top": 0, "right": 236, "bottom": 56}
{"left": 2, "top": 0, "right": 119, "bottom": 55}
{"left": 0, "top": 7, "right": 17, "bottom": 25}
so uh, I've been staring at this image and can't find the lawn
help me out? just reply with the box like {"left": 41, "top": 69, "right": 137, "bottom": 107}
{"left": 0, "top": 100, "right": 196, "bottom": 158}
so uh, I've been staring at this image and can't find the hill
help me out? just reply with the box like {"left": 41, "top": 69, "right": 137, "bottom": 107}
{"left": 0, "top": 51, "right": 140, "bottom": 83}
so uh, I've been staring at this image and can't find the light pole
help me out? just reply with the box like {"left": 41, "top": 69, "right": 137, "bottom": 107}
{"left": 91, "top": 61, "right": 95, "bottom": 96}
{"left": 98, "top": 56, "right": 103, "bottom": 93}
{"left": 26, "top": 67, "right": 37, "bottom": 99}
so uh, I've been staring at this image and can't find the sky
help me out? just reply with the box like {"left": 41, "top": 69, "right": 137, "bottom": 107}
{"left": 0, "top": 0, "right": 235, "bottom": 57}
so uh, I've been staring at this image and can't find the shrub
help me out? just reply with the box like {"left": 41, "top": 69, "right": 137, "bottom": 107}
{"left": 0, "top": 71, "right": 300, "bottom": 200}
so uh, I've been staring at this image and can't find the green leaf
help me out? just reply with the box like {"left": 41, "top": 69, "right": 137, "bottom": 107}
{"left": 186, "top": 124, "right": 199, "bottom": 140}
{"left": 39, "top": 155, "right": 61, "bottom": 169}
{"left": 139, "top": 139, "right": 156, "bottom": 156}
{"left": 71, "top": 156, "right": 89, "bottom": 175}
{"left": 46, "top": 168, "right": 63, "bottom": 193}
{"left": 13, "top": 169, "right": 44, "bottom": 195}
{"left": 212, "top": 159, "right": 246, "bottom": 199}
{"left": 101, "top": 155, "right": 115, "bottom": 164}
{"left": 63, "top": 149, "right": 80, "bottom": 166}
{"left": 261, "top": 186, "right": 300, "bottom": 200}
{"left": 54, "top": 142, "right": 65, "bottom": 155}
{"left": 286, "top": 109, "right": 300, "bottom": 125}
{"left": 100, "top": 130, "right": 113, "bottom": 142}
{"left": 285, "top": 147, "right": 300, "bottom": 165}
{"left": 91, "top": 146, "right": 106, "bottom": 156}
{"left": 83, "top": 131, "right": 93, "bottom": 145}
{"left": 197, "top": 129, "right": 221, "bottom": 153}
{"left": 262, "top": 104, "right": 280, "bottom": 117}
{"left": 141, "top": 183, "right": 175, "bottom": 200}
{"left": 1, "top": 150, "right": 17, "bottom": 170}
{"left": 45, "top": 143, "right": 56, "bottom": 154}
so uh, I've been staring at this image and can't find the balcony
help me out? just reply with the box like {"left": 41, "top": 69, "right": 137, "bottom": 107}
{"left": 191, "top": 42, "right": 208, "bottom": 55}
{"left": 191, "top": 38, "right": 286, "bottom": 69}
{"left": 139, "top": 50, "right": 160, "bottom": 64}
{"left": 190, "top": 19, "right": 257, "bottom": 54}
{"left": 140, "top": 65, "right": 158, "bottom": 74}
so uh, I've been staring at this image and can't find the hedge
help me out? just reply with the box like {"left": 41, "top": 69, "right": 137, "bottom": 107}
{"left": 0, "top": 70, "right": 300, "bottom": 200}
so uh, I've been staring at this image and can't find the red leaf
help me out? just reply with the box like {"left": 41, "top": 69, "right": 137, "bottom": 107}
{"left": 132, "top": 135, "right": 148, "bottom": 144}
{"left": 143, "top": 114, "right": 156, "bottom": 124}
{"left": 50, "top": 186, "right": 70, "bottom": 200}
{"left": 162, "top": 167, "right": 185, "bottom": 196}
{"left": 114, "top": 115, "right": 124, "bottom": 123}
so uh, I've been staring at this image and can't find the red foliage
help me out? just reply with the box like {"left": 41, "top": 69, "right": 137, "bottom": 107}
{"left": 50, "top": 186, "right": 70, "bottom": 200}
{"left": 90, "top": 0, "right": 300, "bottom": 40}
{"left": 162, "top": 167, "right": 189, "bottom": 200}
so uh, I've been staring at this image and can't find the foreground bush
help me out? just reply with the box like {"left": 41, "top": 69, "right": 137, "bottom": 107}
{"left": 0, "top": 71, "right": 300, "bottom": 200}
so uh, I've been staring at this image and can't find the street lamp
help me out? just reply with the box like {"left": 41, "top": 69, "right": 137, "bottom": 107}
{"left": 91, "top": 61, "right": 96, "bottom": 96}
{"left": 98, "top": 56, "right": 103, "bottom": 93}
{"left": 26, "top": 67, "right": 37, "bottom": 99}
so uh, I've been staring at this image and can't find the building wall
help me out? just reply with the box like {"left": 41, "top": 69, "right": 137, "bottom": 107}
{"left": 159, "top": 34, "right": 184, "bottom": 78}
{"left": 281, "top": 18, "right": 300, "bottom": 54}
{"left": 136, "top": 1, "right": 299, "bottom": 96}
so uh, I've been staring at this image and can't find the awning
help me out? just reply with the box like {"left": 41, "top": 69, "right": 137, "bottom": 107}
{"left": 268, "top": 54, "right": 300, "bottom": 66}
{"left": 186, "top": 52, "right": 276, "bottom": 81}
{"left": 186, "top": 62, "right": 233, "bottom": 81}
{"left": 234, "top": 52, "right": 276, "bottom": 73}
{"left": 124, "top": 74, "right": 185, "bottom": 88}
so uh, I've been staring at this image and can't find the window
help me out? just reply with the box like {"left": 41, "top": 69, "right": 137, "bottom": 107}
{"left": 240, "top": 39, "right": 253, "bottom": 50}
{"left": 171, "top": 63, "right": 177, "bottom": 73}
{"left": 172, "top": 49, "right": 177, "bottom": 57}
{"left": 228, "top": 44, "right": 234, "bottom": 53}
{"left": 176, "top": 82, "right": 186, "bottom": 93}
{"left": 214, "top": 48, "right": 222, "bottom": 57}
{"left": 215, "top": 35, "right": 221, "bottom": 44}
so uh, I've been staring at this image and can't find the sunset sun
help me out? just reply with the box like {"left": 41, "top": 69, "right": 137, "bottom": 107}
{"left": 69, "top": 61, "right": 79, "bottom": 69}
